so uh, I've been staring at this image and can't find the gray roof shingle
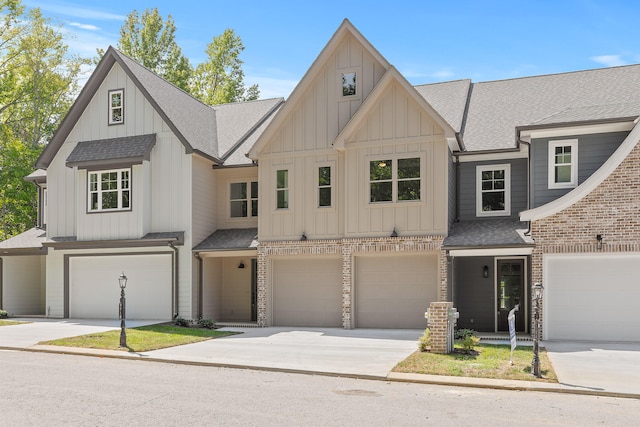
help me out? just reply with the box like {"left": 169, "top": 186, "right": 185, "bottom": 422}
{"left": 443, "top": 219, "right": 533, "bottom": 248}
{"left": 66, "top": 134, "right": 156, "bottom": 168}
{"left": 0, "top": 227, "right": 47, "bottom": 250}
{"left": 414, "top": 79, "right": 470, "bottom": 134}
{"left": 194, "top": 228, "right": 258, "bottom": 251}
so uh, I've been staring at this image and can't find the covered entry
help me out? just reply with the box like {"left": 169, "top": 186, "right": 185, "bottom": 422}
{"left": 272, "top": 256, "right": 342, "bottom": 327}
{"left": 544, "top": 253, "right": 640, "bottom": 342}
{"left": 69, "top": 253, "right": 172, "bottom": 319}
{"left": 355, "top": 253, "right": 438, "bottom": 329}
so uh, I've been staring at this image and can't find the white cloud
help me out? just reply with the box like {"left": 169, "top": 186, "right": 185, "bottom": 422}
{"left": 26, "top": 1, "right": 126, "bottom": 21}
{"left": 590, "top": 55, "right": 627, "bottom": 67}
{"left": 69, "top": 22, "right": 100, "bottom": 31}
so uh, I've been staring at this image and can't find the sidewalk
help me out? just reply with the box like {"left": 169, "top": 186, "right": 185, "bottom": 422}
{"left": 1, "top": 319, "right": 639, "bottom": 399}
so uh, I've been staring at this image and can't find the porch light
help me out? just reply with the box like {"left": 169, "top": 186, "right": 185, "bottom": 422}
{"left": 300, "top": 232, "right": 307, "bottom": 241}
{"left": 118, "top": 272, "right": 127, "bottom": 348}
{"left": 596, "top": 234, "right": 603, "bottom": 250}
{"left": 482, "top": 265, "right": 489, "bottom": 278}
{"left": 238, "top": 261, "right": 245, "bottom": 269}
{"left": 531, "top": 282, "right": 543, "bottom": 378}
{"left": 390, "top": 228, "right": 398, "bottom": 238}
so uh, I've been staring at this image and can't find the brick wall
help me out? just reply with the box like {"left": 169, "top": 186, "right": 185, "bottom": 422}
{"left": 257, "top": 235, "right": 446, "bottom": 328}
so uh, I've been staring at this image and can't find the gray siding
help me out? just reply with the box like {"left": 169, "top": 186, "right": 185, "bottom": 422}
{"left": 453, "top": 256, "right": 495, "bottom": 332}
{"left": 458, "top": 158, "right": 528, "bottom": 221}
{"left": 531, "top": 131, "right": 626, "bottom": 208}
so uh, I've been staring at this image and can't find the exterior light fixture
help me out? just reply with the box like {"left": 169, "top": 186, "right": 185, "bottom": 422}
{"left": 482, "top": 265, "right": 489, "bottom": 278}
{"left": 596, "top": 234, "right": 603, "bottom": 250}
{"left": 390, "top": 228, "right": 398, "bottom": 238}
{"left": 238, "top": 261, "right": 245, "bottom": 269}
{"left": 118, "top": 272, "right": 128, "bottom": 348}
{"left": 531, "top": 282, "right": 544, "bottom": 378}
{"left": 300, "top": 232, "right": 307, "bottom": 241}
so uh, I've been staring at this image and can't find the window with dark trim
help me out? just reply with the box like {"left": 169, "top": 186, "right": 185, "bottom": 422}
{"left": 318, "top": 166, "right": 332, "bottom": 207}
{"left": 230, "top": 181, "right": 258, "bottom": 218}
{"left": 369, "top": 158, "right": 421, "bottom": 203}
{"left": 276, "top": 170, "right": 288, "bottom": 209}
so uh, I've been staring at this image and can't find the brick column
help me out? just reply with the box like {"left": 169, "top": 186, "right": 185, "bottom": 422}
{"left": 341, "top": 245, "right": 353, "bottom": 329}
{"left": 256, "top": 247, "right": 267, "bottom": 327}
{"left": 428, "top": 301, "right": 453, "bottom": 354}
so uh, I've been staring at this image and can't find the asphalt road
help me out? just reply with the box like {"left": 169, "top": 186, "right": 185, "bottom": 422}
{"left": 1, "top": 350, "right": 638, "bottom": 426}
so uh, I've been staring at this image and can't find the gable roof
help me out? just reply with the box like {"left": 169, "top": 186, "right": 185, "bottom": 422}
{"left": 37, "top": 47, "right": 220, "bottom": 169}
{"left": 248, "top": 18, "right": 390, "bottom": 159}
{"left": 333, "top": 66, "right": 457, "bottom": 150}
{"left": 414, "top": 79, "right": 471, "bottom": 134}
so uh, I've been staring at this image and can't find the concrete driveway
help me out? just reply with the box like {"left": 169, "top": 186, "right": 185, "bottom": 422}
{"left": 544, "top": 341, "right": 640, "bottom": 396}
{"left": 148, "top": 327, "right": 422, "bottom": 377}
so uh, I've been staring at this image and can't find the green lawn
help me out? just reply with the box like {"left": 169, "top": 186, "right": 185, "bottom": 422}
{"left": 40, "top": 323, "right": 239, "bottom": 352}
{"left": 0, "top": 319, "right": 28, "bottom": 326}
{"left": 394, "top": 343, "right": 557, "bottom": 382}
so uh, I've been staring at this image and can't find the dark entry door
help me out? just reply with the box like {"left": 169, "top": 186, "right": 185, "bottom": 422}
{"left": 251, "top": 259, "right": 257, "bottom": 322}
{"left": 497, "top": 259, "right": 525, "bottom": 332}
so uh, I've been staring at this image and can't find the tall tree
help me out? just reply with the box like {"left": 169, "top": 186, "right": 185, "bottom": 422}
{"left": 191, "top": 28, "right": 259, "bottom": 104}
{"left": 0, "top": 1, "right": 87, "bottom": 238}
{"left": 116, "top": 8, "right": 192, "bottom": 92}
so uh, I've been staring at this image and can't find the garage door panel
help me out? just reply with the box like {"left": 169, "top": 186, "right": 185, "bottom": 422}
{"left": 356, "top": 254, "right": 437, "bottom": 329}
{"left": 545, "top": 254, "right": 640, "bottom": 342}
{"left": 70, "top": 254, "right": 172, "bottom": 320}
{"left": 272, "top": 257, "right": 342, "bottom": 327}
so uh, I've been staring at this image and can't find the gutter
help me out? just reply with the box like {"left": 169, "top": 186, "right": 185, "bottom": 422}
{"left": 169, "top": 242, "right": 179, "bottom": 319}
{"left": 516, "top": 130, "right": 533, "bottom": 236}
{"left": 194, "top": 252, "right": 203, "bottom": 319}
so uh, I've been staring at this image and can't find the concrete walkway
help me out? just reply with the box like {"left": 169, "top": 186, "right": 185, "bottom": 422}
{"left": 1, "top": 318, "right": 639, "bottom": 399}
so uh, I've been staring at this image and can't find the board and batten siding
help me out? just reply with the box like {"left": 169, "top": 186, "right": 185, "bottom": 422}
{"left": 457, "top": 158, "right": 528, "bottom": 221}
{"left": 258, "top": 32, "right": 386, "bottom": 240}
{"left": 342, "top": 80, "right": 450, "bottom": 236}
{"left": 531, "top": 131, "right": 627, "bottom": 208}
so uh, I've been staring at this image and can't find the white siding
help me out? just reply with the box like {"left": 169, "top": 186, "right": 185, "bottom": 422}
{"left": 1, "top": 256, "right": 45, "bottom": 315}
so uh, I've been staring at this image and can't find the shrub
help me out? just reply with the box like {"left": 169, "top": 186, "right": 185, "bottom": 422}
{"left": 418, "top": 328, "right": 431, "bottom": 352}
{"left": 454, "top": 328, "right": 476, "bottom": 340}
{"left": 197, "top": 318, "right": 216, "bottom": 329}
{"left": 0, "top": 309, "right": 8, "bottom": 319}
{"left": 459, "top": 334, "right": 480, "bottom": 353}
{"left": 174, "top": 317, "right": 191, "bottom": 327}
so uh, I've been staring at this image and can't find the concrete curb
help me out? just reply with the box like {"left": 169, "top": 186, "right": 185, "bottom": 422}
{"left": 2, "top": 344, "right": 639, "bottom": 400}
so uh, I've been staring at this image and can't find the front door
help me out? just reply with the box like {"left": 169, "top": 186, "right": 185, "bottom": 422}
{"left": 497, "top": 259, "right": 525, "bottom": 332}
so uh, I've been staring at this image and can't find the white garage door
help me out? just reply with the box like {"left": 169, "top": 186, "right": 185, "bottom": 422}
{"left": 272, "top": 257, "right": 342, "bottom": 327}
{"left": 355, "top": 253, "right": 438, "bottom": 329}
{"left": 545, "top": 254, "right": 640, "bottom": 342}
{"left": 70, "top": 254, "right": 172, "bottom": 319}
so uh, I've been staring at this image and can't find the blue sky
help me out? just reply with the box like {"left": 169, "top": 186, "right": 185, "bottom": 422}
{"left": 27, "top": 0, "right": 640, "bottom": 99}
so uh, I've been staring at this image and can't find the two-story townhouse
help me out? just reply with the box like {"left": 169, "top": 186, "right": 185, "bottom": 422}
{"left": 2, "top": 19, "right": 639, "bottom": 342}
{"left": 0, "top": 47, "right": 281, "bottom": 320}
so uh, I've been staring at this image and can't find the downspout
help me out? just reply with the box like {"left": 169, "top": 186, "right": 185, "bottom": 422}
{"left": 454, "top": 154, "right": 461, "bottom": 223}
{"left": 169, "top": 242, "right": 179, "bottom": 319}
{"left": 194, "top": 252, "right": 203, "bottom": 320}
{"left": 517, "top": 135, "right": 532, "bottom": 235}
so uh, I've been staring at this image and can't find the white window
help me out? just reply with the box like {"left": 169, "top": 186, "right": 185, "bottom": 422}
{"left": 109, "top": 89, "right": 124, "bottom": 125}
{"left": 88, "top": 169, "right": 131, "bottom": 212}
{"left": 548, "top": 139, "right": 578, "bottom": 189}
{"left": 276, "top": 170, "right": 288, "bottom": 209}
{"left": 476, "top": 164, "right": 511, "bottom": 217}
{"left": 342, "top": 72, "right": 356, "bottom": 97}
{"left": 369, "top": 157, "right": 421, "bottom": 203}
{"left": 230, "top": 181, "right": 258, "bottom": 218}
{"left": 338, "top": 68, "right": 360, "bottom": 99}
{"left": 318, "top": 166, "right": 332, "bottom": 207}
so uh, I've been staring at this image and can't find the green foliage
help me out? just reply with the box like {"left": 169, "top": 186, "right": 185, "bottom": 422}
{"left": 197, "top": 318, "right": 216, "bottom": 329}
{"left": 115, "top": 8, "right": 193, "bottom": 92}
{"left": 459, "top": 335, "right": 480, "bottom": 353}
{"left": 191, "top": 28, "right": 260, "bottom": 104}
{"left": 418, "top": 328, "right": 431, "bottom": 352}
{"left": 0, "top": 1, "right": 88, "bottom": 239}
{"left": 454, "top": 328, "right": 477, "bottom": 340}
{"left": 0, "top": 309, "right": 8, "bottom": 318}
{"left": 174, "top": 316, "right": 191, "bottom": 327}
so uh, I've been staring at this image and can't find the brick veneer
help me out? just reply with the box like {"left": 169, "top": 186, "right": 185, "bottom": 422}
{"left": 530, "top": 138, "right": 640, "bottom": 329}
{"left": 427, "top": 301, "right": 454, "bottom": 354}
{"left": 257, "top": 236, "right": 447, "bottom": 328}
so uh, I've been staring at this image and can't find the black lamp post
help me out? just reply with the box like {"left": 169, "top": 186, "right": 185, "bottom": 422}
{"left": 531, "top": 282, "right": 543, "bottom": 378}
{"left": 118, "top": 272, "right": 128, "bottom": 348}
